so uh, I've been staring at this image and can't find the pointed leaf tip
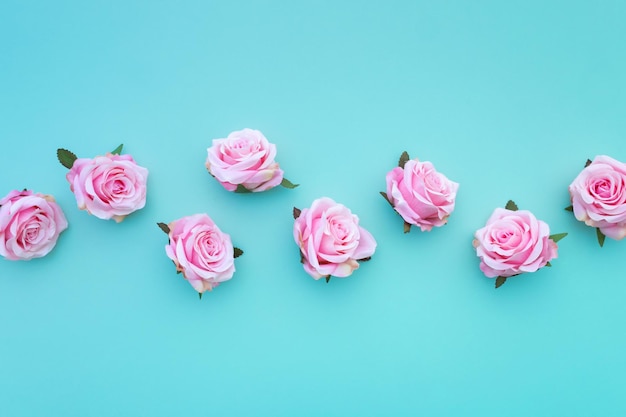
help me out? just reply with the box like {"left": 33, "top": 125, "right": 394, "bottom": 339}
{"left": 403, "top": 221, "right": 411, "bottom": 233}
{"left": 280, "top": 178, "right": 299, "bottom": 189}
{"left": 157, "top": 222, "right": 170, "bottom": 235}
{"left": 565, "top": 205, "right": 574, "bottom": 212}
{"left": 293, "top": 207, "right": 301, "bottom": 219}
{"left": 111, "top": 144, "right": 123, "bottom": 155}
{"left": 585, "top": 159, "right": 592, "bottom": 168}
{"left": 549, "top": 232, "right": 568, "bottom": 243}
{"left": 57, "top": 148, "right": 77, "bottom": 169}
{"left": 325, "top": 276, "right": 331, "bottom": 283}
{"left": 597, "top": 228, "right": 606, "bottom": 247}
{"left": 234, "top": 247, "right": 244, "bottom": 258}
{"left": 505, "top": 200, "right": 519, "bottom": 211}
{"left": 398, "top": 151, "right": 410, "bottom": 168}
{"left": 495, "top": 276, "right": 507, "bottom": 288}
{"left": 380, "top": 191, "right": 394, "bottom": 208}
{"left": 198, "top": 292, "right": 203, "bottom": 300}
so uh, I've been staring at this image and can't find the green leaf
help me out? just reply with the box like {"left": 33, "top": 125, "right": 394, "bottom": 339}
{"left": 597, "top": 228, "right": 606, "bottom": 247}
{"left": 198, "top": 292, "right": 203, "bottom": 300}
{"left": 545, "top": 261, "right": 552, "bottom": 267}
{"left": 505, "top": 200, "right": 518, "bottom": 211}
{"left": 299, "top": 251, "right": 305, "bottom": 264}
{"left": 111, "top": 144, "right": 123, "bottom": 155}
{"left": 495, "top": 276, "right": 507, "bottom": 288}
{"left": 280, "top": 178, "right": 299, "bottom": 189}
{"left": 585, "top": 159, "right": 592, "bottom": 168}
{"left": 157, "top": 222, "right": 170, "bottom": 235}
{"left": 380, "top": 191, "right": 394, "bottom": 208}
{"left": 398, "top": 151, "right": 410, "bottom": 168}
{"left": 234, "top": 247, "right": 244, "bottom": 258}
{"left": 403, "top": 221, "right": 411, "bottom": 233}
{"left": 235, "top": 184, "right": 251, "bottom": 193}
{"left": 57, "top": 148, "right": 77, "bottom": 169}
{"left": 564, "top": 205, "right": 574, "bottom": 212}
{"left": 358, "top": 257, "right": 371, "bottom": 262}
{"left": 293, "top": 207, "right": 301, "bottom": 219}
{"left": 325, "top": 276, "right": 331, "bottom": 283}
{"left": 549, "top": 232, "right": 568, "bottom": 243}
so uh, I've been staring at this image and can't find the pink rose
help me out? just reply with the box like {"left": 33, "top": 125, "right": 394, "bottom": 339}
{"left": 473, "top": 206, "right": 559, "bottom": 282}
{"left": 383, "top": 153, "right": 459, "bottom": 232}
{"left": 206, "top": 128, "right": 285, "bottom": 192}
{"left": 568, "top": 155, "right": 626, "bottom": 240}
{"left": 0, "top": 189, "right": 68, "bottom": 261}
{"left": 162, "top": 214, "right": 241, "bottom": 296}
{"left": 66, "top": 153, "right": 148, "bottom": 222}
{"left": 293, "top": 197, "right": 377, "bottom": 280}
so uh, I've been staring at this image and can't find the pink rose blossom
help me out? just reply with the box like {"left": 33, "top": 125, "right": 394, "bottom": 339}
{"left": 66, "top": 153, "right": 148, "bottom": 222}
{"left": 0, "top": 190, "right": 68, "bottom": 261}
{"left": 385, "top": 157, "right": 459, "bottom": 231}
{"left": 293, "top": 197, "right": 376, "bottom": 280}
{"left": 569, "top": 155, "right": 626, "bottom": 240}
{"left": 206, "top": 128, "right": 284, "bottom": 192}
{"left": 473, "top": 208, "right": 558, "bottom": 279}
{"left": 164, "top": 214, "right": 237, "bottom": 295}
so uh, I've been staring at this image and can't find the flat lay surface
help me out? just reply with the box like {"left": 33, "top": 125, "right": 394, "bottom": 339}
{"left": 1, "top": 1, "right": 625, "bottom": 416}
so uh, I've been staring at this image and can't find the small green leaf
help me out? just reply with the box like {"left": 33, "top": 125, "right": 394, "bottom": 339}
{"left": 111, "top": 144, "right": 123, "bottom": 155}
{"left": 359, "top": 257, "right": 371, "bottom": 262}
{"left": 505, "top": 200, "right": 518, "bottom": 211}
{"left": 157, "top": 222, "right": 170, "bottom": 235}
{"left": 234, "top": 247, "right": 244, "bottom": 258}
{"left": 545, "top": 261, "right": 552, "bottom": 267}
{"left": 293, "top": 207, "right": 301, "bottom": 219}
{"left": 299, "top": 251, "right": 305, "bottom": 264}
{"left": 235, "top": 184, "right": 251, "bottom": 193}
{"left": 564, "top": 205, "right": 574, "bottom": 212}
{"left": 325, "top": 276, "right": 331, "bottom": 283}
{"left": 380, "top": 191, "right": 394, "bottom": 208}
{"left": 280, "top": 178, "right": 299, "bottom": 189}
{"left": 597, "top": 228, "right": 606, "bottom": 247}
{"left": 495, "top": 276, "right": 507, "bottom": 288}
{"left": 198, "top": 292, "right": 203, "bottom": 300}
{"left": 549, "top": 232, "right": 568, "bottom": 243}
{"left": 57, "top": 148, "right": 77, "bottom": 169}
{"left": 398, "top": 151, "right": 410, "bottom": 168}
{"left": 403, "top": 221, "right": 411, "bottom": 233}
{"left": 585, "top": 159, "right": 592, "bottom": 168}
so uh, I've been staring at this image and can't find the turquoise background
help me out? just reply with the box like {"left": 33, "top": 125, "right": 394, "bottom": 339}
{"left": 1, "top": 1, "right": 625, "bottom": 416}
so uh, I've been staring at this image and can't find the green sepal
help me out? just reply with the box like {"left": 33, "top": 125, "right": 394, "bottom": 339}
{"left": 157, "top": 222, "right": 170, "bottom": 235}
{"left": 545, "top": 262, "right": 552, "bottom": 267}
{"left": 234, "top": 247, "right": 244, "bottom": 258}
{"left": 380, "top": 191, "right": 394, "bottom": 208}
{"left": 597, "top": 228, "right": 606, "bottom": 247}
{"left": 403, "top": 221, "right": 411, "bottom": 233}
{"left": 111, "top": 144, "right": 123, "bottom": 155}
{"left": 57, "top": 148, "right": 77, "bottom": 169}
{"left": 280, "top": 178, "right": 299, "bottom": 189}
{"left": 325, "top": 276, "right": 331, "bottom": 283}
{"left": 495, "top": 276, "right": 507, "bottom": 288}
{"left": 293, "top": 207, "right": 301, "bottom": 219}
{"left": 198, "top": 292, "right": 203, "bottom": 300}
{"left": 235, "top": 184, "right": 251, "bottom": 193}
{"left": 564, "top": 205, "right": 574, "bottom": 212}
{"left": 398, "top": 151, "right": 409, "bottom": 169}
{"left": 585, "top": 159, "right": 592, "bottom": 168}
{"left": 549, "top": 232, "right": 568, "bottom": 243}
{"left": 505, "top": 200, "right": 518, "bottom": 211}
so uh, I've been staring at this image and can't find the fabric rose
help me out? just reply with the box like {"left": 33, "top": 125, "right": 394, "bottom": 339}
{"left": 473, "top": 201, "right": 566, "bottom": 288}
{"left": 206, "top": 128, "right": 297, "bottom": 192}
{"left": 568, "top": 155, "right": 626, "bottom": 243}
{"left": 382, "top": 151, "right": 459, "bottom": 232}
{"left": 159, "top": 214, "right": 242, "bottom": 297}
{"left": 58, "top": 145, "right": 148, "bottom": 222}
{"left": 0, "top": 189, "right": 68, "bottom": 261}
{"left": 293, "top": 197, "right": 376, "bottom": 281}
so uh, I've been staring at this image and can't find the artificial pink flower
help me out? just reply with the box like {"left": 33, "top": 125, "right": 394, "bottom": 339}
{"left": 0, "top": 189, "right": 68, "bottom": 260}
{"left": 293, "top": 197, "right": 376, "bottom": 281}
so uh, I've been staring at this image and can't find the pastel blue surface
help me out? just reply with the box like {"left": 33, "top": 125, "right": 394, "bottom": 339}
{"left": 1, "top": 1, "right": 625, "bottom": 416}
